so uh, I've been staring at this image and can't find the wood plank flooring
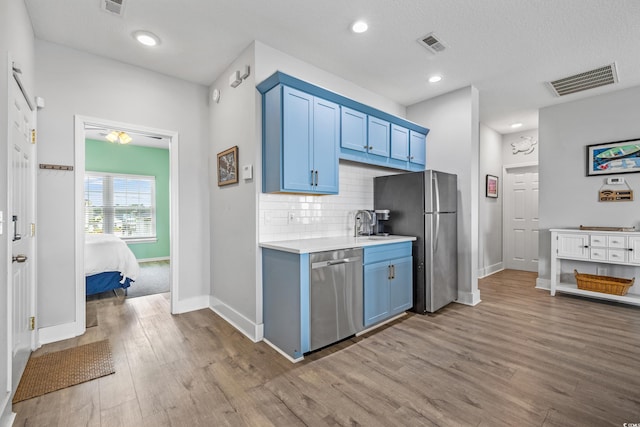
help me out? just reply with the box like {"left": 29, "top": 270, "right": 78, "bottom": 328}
{"left": 13, "top": 270, "right": 640, "bottom": 426}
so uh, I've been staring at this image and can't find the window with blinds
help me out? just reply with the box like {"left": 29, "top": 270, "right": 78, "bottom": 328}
{"left": 85, "top": 172, "right": 156, "bottom": 240}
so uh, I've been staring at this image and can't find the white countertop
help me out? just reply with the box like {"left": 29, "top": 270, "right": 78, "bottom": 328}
{"left": 259, "top": 235, "right": 416, "bottom": 254}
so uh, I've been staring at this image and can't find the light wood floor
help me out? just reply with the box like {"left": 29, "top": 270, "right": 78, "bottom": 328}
{"left": 13, "top": 270, "right": 640, "bottom": 426}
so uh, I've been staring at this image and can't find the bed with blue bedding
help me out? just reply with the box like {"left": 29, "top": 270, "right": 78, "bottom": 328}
{"left": 85, "top": 234, "right": 139, "bottom": 296}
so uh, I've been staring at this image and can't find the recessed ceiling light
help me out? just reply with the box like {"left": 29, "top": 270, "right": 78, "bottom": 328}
{"left": 133, "top": 31, "right": 160, "bottom": 47}
{"left": 351, "top": 21, "right": 368, "bottom": 33}
{"left": 510, "top": 122, "right": 523, "bottom": 129}
{"left": 428, "top": 75, "right": 442, "bottom": 83}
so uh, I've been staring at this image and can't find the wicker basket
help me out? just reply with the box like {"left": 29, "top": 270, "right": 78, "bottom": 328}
{"left": 574, "top": 270, "right": 634, "bottom": 296}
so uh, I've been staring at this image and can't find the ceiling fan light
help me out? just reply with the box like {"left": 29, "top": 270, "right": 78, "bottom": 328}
{"left": 119, "top": 132, "right": 133, "bottom": 144}
{"left": 105, "top": 131, "right": 119, "bottom": 143}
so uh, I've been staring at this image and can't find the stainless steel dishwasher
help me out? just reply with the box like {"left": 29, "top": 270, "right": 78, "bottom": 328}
{"left": 309, "top": 247, "right": 363, "bottom": 352}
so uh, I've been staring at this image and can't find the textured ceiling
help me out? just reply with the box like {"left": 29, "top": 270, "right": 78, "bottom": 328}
{"left": 24, "top": 0, "right": 640, "bottom": 134}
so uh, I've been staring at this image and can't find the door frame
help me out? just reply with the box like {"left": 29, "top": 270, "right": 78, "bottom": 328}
{"left": 74, "top": 115, "right": 180, "bottom": 335}
{"left": 502, "top": 161, "right": 538, "bottom": 271}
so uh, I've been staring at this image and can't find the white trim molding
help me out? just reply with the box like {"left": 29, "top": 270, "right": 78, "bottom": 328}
{"left": 456, "top": 290, "right": 482, "bottom": 306}
{"left": 478, "top": 262, "right": 504, "bottom": 279}
{"left": 263, "top": 339, "right": 303, "bottom": 364}
{"left": 172, "top": 295, "right": 209, "bottom": 314}
{"left": 536, "top": 277, "right": 550, "bottom": 290}
{"left": 0, "top": 391, "right": 15, "bottom": 427}
{"left": 209, "top": 296, "right": 264, "bottom": 343}
{"left": 38, "top": 321, "right": 81, "bottom": 346}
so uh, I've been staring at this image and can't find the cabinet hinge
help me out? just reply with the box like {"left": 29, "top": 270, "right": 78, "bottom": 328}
{"left": 29, "top": 316, "right": 35, "bottom": 330}
{"left": 31, "top": 129, "right": 36, "bottom": 144}
{"left": 30, "top": 223, "right": 35, "bottom": 237}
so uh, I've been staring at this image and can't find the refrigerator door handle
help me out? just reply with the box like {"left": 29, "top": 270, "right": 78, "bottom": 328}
{"left": 433, "top": 172, "right": 441, "bottom": 213}
{"left": 434, "top": 213, "right": 440, "bottom": 253}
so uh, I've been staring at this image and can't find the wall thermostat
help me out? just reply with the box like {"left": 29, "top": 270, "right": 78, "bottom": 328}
{"left": 607, "top": 177, "right": 625, "bottom": 185}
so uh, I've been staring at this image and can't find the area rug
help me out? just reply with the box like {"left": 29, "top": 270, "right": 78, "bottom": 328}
{"left": 12, "top": 339, "right": 115, "bottom": 403}
{"left": 86, "top": 302, "right": 98, "bottom": 328}
{"left": 127, "top": 260, "right": 170, "bottom": 298}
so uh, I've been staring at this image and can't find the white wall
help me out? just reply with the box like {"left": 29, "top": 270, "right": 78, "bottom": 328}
{"left": 208, "top": 43, "right": 261, "bottom": 340}
{"left": 406, "top": 87, "right": 481, "bottom": 306}
{"left": 479, "top": 123, "right": 503, "bottom": 277}
{"left": 35, "top": 41, "right": 210, "bottom": 329}
{"left": 538, "top": 85, "right": 640, "bottom": 280}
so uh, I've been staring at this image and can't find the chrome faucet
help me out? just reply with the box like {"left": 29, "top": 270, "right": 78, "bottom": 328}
{"left": 354, "top": 210, "right": 374, "bottom": 237}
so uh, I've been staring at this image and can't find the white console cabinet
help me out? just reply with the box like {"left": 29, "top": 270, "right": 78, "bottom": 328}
{"left": 550, "top": 229, "right": 640, "bottom": 306}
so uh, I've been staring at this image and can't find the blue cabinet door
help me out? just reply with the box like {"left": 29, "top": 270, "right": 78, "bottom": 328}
{"left": 389, "top": 256, "right": 413, "bottom": 314}
{"left": 409, "top": 130, "right": 426, "bottom": 166}
{"left": 341, "top": 107, "right": 367, "bottom": 153}
{"left": 313, "top": 98, "right": 340, "bottom": 194}
{"left": 282, "top": 86, "right": 313, "bottom": 192}
{"left": 367, "top": 117, "right": 390, "bottom": 158}
{"left": 364, "top": 261, "right": 391, "bottom": 327}
{"left": 390, "top": 124, "right": 409, "bottom": 162}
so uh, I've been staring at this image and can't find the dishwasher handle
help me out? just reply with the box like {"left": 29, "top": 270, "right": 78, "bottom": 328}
{"left": 311, "top": 256, "right": 362, "bottom": 269}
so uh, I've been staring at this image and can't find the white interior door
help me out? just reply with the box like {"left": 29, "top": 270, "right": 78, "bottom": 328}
{"left": 503, "top": 165, "right": 539, "bottom": 272}
{"left": 9, "top": 76, "right": 36, "bottom": 392}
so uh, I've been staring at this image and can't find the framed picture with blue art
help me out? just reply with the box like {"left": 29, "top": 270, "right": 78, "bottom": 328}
{"left": 586, "top": 138, "right": 640, "bottom": 176}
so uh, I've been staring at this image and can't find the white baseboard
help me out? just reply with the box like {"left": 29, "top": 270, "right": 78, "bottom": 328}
{"left": 456, "top": 290, "right": 482, "bottom": 306}
{"left": 137, "top": 256, "right": 170, "bottom": 263}
{"left": 536, "top": 278, "right": 550, "bottom": 290}
{"left": 209, "top": 297, "right": 263, "bottom": 343}
{"left": 38, "top": 321, "right": 81, "bottom": 345}
{"left": 0, "top": 392, "right": 15, "bottom": 427}
{"left": 172, "top": 295, "right": 210, "bottom": 314}
{"left": 477, "top": 262, "right": 504, "bottom": 279}
{"left": 263, "top": 338, "right": 303, "bottom": 363}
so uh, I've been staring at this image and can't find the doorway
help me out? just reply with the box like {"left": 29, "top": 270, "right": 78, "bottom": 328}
{"left": 74, "top": 116, "right": 180, "bottom": 334}
{"left": 503, "top": 163, "right": 539, "bottom": 272}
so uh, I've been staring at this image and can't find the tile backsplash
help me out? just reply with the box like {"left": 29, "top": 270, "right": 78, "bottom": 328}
{"left": 259, "top": 161, "right": 396, "bottom": 242}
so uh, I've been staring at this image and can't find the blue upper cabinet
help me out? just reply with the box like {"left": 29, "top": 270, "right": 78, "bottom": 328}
{"left": 409, "top": 130, "right": 426, "bottom": 166}
{"left": 262, "top": 84, "right": 339, "bottom": 194}
{"left": 367, "top": 117, "right": 390, "bottom": 158}
{"left": 390, "top": 124, "right": 409, "bottom": 162}
{"left": 341, "top": 107, "right": 367, "bottom": 153}
{"left": 258, "top": 72, "right": 429, "bottom": 180}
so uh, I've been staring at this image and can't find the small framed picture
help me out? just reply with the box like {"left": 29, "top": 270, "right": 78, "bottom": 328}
{"left": 217, "top": 146, "right": 238, "bottom": 186}
{"left": 486, "top": 175, "right": 498, "bottom": 198}
{"left": 586, "top": 138, "right": 640, "bottom": 176}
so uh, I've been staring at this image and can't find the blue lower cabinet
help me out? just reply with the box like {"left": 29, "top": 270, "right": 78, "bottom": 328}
{"left": 363, "top": 243, "right": 413, "bottom": 328}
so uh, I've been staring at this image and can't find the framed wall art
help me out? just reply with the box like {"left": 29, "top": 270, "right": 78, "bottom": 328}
{"left": 217, "top": 146, "right": 238, "bottom": 186}
{"left": 486, "top": 175, "right": 498, "bottom": 198}
{"left": 586, "top": 138, "right": 640, "bottom": 176}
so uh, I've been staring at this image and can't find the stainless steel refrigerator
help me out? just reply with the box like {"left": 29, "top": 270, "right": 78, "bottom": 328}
{"left": 374, "top": 170, "right": 458, "bottom": 313}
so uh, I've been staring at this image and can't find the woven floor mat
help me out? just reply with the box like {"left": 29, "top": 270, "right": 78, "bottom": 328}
{"left": 13, "top": 339, "right": 115, "bottom": 403}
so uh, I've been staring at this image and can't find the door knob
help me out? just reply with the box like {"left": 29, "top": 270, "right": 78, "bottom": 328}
{"left": 12, "top": 254, "right": 27, "bottom": 263}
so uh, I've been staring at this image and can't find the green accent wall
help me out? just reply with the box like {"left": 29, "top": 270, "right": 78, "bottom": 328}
{"left": 85, "top": 139, "right": 170, "bottom": 260}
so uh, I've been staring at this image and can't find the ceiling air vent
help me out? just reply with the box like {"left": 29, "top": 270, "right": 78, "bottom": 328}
{"left": 547, "top": 63, "right": 618, "bottom": 97}
{"left": 418, "top": 32, "right": 447, "bottom": 54}
{"left": 101, "top": 0, "right": 125, "bottom": 16}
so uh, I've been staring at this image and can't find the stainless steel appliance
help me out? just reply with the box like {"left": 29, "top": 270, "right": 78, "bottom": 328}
{"left": 309, "top": 248, "right": 363, "bottom": 351}
{"left": 374, "top": 170, "right": 457, "bottom": 313}
{"left": 354, "top": 209, "right": 391, "bottom": 236}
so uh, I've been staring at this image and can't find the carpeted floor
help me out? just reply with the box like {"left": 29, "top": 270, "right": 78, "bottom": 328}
{"left": 127, "top": 260, "right": 170, "bottom": 298}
